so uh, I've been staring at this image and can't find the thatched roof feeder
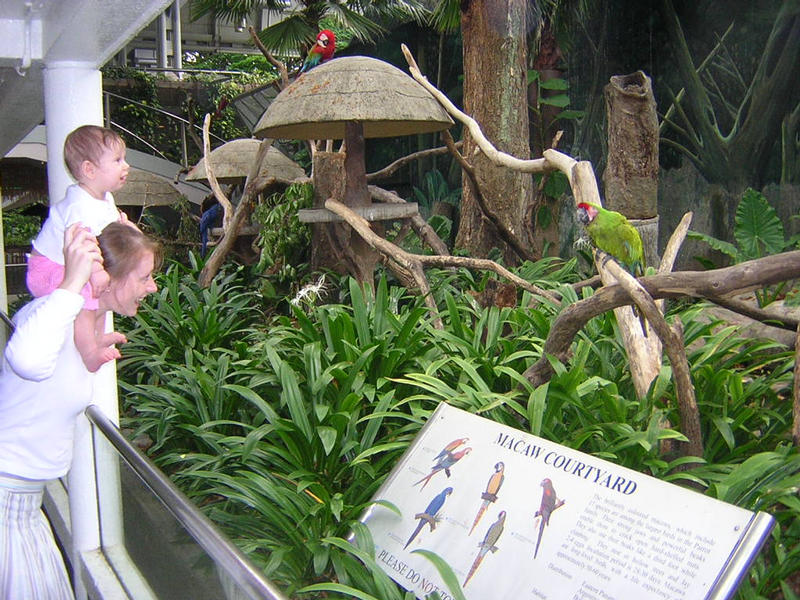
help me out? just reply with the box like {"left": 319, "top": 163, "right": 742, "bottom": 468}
{"left": 254, "top": 56, "right": 452, "bottom": 214}
{"left": 253, "top": 56, "right": 453, "bottom": 141}
{"left": 185, "top": 138, "right": 306, "bottom": 184}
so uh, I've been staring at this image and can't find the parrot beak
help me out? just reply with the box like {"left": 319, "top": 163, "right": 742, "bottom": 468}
{"left": 318, "top": 35, "right": 328, "bottom": 47}
{"left": 577, "top": 207, "right": 590, "bottom": 226}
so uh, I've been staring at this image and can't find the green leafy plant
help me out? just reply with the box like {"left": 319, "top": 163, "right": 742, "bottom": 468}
{"left": 2, "top": 207, "right": 42, "bottom": 246}
{"left": 689, "top": 188, "right": 794, "bottom": 306}
{"left": 252, "top": 182, "right": 313, "bottom": 296}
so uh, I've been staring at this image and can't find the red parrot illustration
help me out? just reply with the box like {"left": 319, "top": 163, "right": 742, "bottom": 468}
{"left": 469, "top": 461, "right": 505, "bottom": 535}
{"left": 464, "top": 510, "right": 506, "bottom": 586}
{"left": 404, "top": 487, "right": 453, "bottom": 549}
{"left": 299, "top": 29, "right": 336, "bottom": 74}
{"left": 433, "top": 438, "right": 468, "bottom": 462}
{"left": 533, "top": 478, "right": 565, "bottom": 558}
{"left": 414, "top": 447, "right": 471, "bottom": 490}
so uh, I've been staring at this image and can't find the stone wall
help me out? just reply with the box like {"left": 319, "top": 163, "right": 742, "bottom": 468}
{"left": 658, "top": 161, "right": 800, "bottom": 270}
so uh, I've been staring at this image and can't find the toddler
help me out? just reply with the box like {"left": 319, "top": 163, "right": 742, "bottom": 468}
{"left": 27, "top": 125, "right": 133, "bottom": 372}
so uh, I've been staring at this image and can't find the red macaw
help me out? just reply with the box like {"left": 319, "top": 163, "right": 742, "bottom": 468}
{"left": 299, "top": 29, "right": 336, "bottom": 73}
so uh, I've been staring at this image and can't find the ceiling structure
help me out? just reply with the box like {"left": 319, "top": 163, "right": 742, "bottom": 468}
{"left": 0, "top": 0, "right": 174, "bottom": 156}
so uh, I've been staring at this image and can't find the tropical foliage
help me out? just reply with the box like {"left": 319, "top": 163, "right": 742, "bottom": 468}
{"left": 118, "top": 256, "right": 800, "bottom": 599}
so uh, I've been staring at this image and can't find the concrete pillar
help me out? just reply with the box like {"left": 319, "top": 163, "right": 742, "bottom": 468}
{"left": 171, "top": 0, "right": 182, "bottom": 78}
{"left": 43, "top": 61, "right": 122, "bottom": 600}
{"left": 43, "top": 61, "right": 103, "bottom": 203}
{"left": 157, "top": 11, "right": 168, "bottom": 69}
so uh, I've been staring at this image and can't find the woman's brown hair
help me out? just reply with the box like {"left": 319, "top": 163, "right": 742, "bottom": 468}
{"left": 97, "top": 222, "right": 162, "bottom": 280}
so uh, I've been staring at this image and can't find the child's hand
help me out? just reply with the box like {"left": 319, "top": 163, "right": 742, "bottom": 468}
{"left": 60, "top": 223, "right": 102, "bottom": 294}
{"left": 118, "top": 210, "right": 141, "bottom": 231}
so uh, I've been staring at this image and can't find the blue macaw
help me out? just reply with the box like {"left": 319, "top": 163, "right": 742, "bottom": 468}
{"left": 200, "top": 203, "right": 222, "bottom": 257}
{"left": 404, "top": 487, "right": 453, "bottom": 549}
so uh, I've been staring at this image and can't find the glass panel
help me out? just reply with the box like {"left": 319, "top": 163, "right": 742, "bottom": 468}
{"left": 92, "top": 429, "right": 270, "bottom": 600}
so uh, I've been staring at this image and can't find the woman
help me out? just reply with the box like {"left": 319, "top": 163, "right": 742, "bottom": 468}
{"left": 0, "top": 221, "right": 160, "bottom": 599}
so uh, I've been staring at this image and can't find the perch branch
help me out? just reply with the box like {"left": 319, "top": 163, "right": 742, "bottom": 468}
{"left": 442, "top": 130, "right": 538, "bottom": 263}
{"left": 523, "top": 250, "right": 800, "bottom": 389}
{"left": 249, "top": 26, "right": 289, "bottom": 90}
{"left": 366, "top": 142, "right": 461, "bottom": 183}
{"left": 198, "top": 139, "right": 275, "bottom": 288}
{"left": 598, "top": 251, "right": 703, "bottom": 457}
{"left": 368, "top": 185, "right": 449, "bottom": 256}
{"left": 325, "top": 199, "right": 560, "bottom": 310}
{"left": 325, "top": 199, "right": 443, "bottom": 329}
{"left": 401, "top": 44, "right": 550, "bottom": 174}
{"left": 202, "top": 114, "right": 233, "bottom": 231}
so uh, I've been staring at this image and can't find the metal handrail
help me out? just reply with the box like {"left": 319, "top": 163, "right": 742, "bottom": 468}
{"left": 84, "top": 405, "right": 287, "bottom": 600}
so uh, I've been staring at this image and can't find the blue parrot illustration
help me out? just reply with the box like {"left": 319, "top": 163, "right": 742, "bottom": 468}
{"left": 404, "top": 487, "right": 453, "bottom": 549}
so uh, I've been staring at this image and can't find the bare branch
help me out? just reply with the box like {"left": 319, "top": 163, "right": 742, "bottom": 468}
{"left": 202, "top": 114, "right": 233, "bottom": 231}
{"left": 248, "top": 26, "right": 289, "bottom": 90}
{"left": 366, "top": 142, "right": 461, "bottom": 183}
{"left": 401, "top": 44, "right": 550, "bottom": 174}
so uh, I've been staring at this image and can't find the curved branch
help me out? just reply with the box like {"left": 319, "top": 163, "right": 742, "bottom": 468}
{"left": 523, "top": 250, "right": 800, "bottom": 388}
{"left": 202, "top": 114, "right": 233, "bottom": 231}
{"left": 366, "top": 142, "right": 461, "bottom": 183}
{"left": 442, "top": 130, "right": 538, "bottom": 263}
{"left": 401, "top": 44, "right": 550, "bottom": 174}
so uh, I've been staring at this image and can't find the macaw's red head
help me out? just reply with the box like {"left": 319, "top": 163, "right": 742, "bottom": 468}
{"left": 576, "top": 202, "right": 597, "bottom": 226}
{"left": 316, "top": 29, "right": 336, "bottom": 60}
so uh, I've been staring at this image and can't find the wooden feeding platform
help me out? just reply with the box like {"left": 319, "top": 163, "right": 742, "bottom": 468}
{"left": 298, "top": 202, "right": 419, "bottom": 223}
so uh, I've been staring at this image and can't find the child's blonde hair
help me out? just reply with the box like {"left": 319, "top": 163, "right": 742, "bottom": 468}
{"left": 63, "top": 125, "right": 125, "bottom": 181}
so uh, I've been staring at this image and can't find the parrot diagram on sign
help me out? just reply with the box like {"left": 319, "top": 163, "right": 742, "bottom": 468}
{"left": 463, "top": 510, "right": 506, "bottom": 586}
{"left": 469, "top": 461, "right": 505, "bottom": 535}
{"left": 404, "top": 487, "right": 453, "bottom": 549}
{"left": 299, "top": 29, "right": 336, "bottom": 74}
{"left": 414, "top": 439, "right": 471, "bottom": 490}
{"left": 576, "top": 201, "right": 644, "bottom": 277}
{"left": 533, "top": 478, "right": 565, "bottom": 559}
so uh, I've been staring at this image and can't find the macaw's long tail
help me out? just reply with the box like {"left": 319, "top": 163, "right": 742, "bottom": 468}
{"left": 414, "top": 469, "right": 439, "bottom": 489}
{"left": 463, "top": 553, "right": 485, "bottom": 587}
{"left": 534, "top": 519, "right": 545, "bottom": 559}
{"left": 469, "top": 502, "right": 489, "bottom": 536}
{"left": 404, "top": 520, "right": 426, "bottom": 550}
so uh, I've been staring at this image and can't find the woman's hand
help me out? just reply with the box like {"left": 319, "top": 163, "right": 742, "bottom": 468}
{"left": 59, "top": 223, "right": 103, "bottom": 294}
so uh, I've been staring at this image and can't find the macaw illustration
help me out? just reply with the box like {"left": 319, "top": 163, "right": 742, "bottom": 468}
{"left": 463, "top": 510, "right": 506, "bottom": 586}
{"left": 469, "top": 461, "right": 505, "bottom": 535}
{"left": 414, "top": 446, "right": 472, "bottom": 490}
{"left": 404, "top": 487, "right": 453, "bottom": 549}
{"left": 576, "top": 201, "right": 644, "bottom": 277}
{"left": 299, "top": 29, "right": 336, "bottom": 74}
{"left": 533, "top": 478, "right": 565, "bottom": 559}
{"left": 433, "top": 437, "right": 468, "bottom": 462}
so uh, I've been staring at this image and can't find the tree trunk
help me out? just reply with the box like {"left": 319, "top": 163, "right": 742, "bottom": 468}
{"left": 310, "top": 123, "right": 379, "bottom": 282}
{"left": 455, "top": 0, "right": 533, "bottom": 262}
{"left": 603, "top": 71, "right": 660, "bottom": 266}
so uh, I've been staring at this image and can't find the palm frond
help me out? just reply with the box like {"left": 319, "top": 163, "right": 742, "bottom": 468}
{"left": 189, "top": 0, "right": 288, "bottom": 24}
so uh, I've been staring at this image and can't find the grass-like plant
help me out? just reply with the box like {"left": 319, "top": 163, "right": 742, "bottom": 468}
{"left": 118, "top": 257, "right": 800, "bottom": 599}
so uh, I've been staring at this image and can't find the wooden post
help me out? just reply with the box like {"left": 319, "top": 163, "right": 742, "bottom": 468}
{"left": 603, "top": 71, "right": 660, "bottom": 266}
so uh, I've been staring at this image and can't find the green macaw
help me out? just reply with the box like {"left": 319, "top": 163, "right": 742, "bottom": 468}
{"left": 577, "top": 202, "right": 644, "bottom": 276}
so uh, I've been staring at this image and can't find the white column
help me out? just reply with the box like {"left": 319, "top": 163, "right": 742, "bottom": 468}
{"left": 157, "top": 11, "right": 168, "bottom": 69}
{"left": 42, "top": 61, "right": 103, "bottom": 204}
{"left": 43, "top": 61, "right": 123, "bottom": 600}
{"left": 171, "top": 0, "right": 182, "bottom": 78}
